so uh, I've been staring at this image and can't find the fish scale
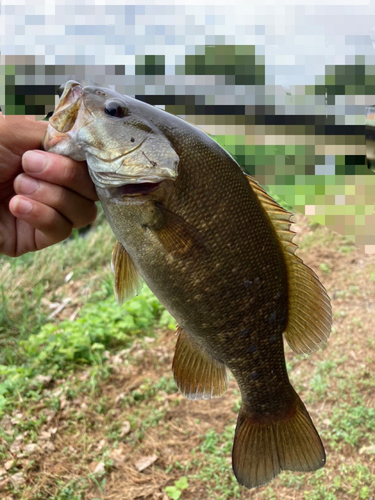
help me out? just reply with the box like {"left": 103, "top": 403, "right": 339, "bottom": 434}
{"left": 43, "top": 80, "right": 332, "bottom": 490}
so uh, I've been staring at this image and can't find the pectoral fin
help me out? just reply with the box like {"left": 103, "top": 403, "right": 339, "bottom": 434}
{"left": 111, "top": 241, "right": 143, "bottom": 304}
{"left": 149, "top": 203, "right": 208, "bottom": 257}
{"left": 172, "top": 326, "right": 228, "bottom": 400}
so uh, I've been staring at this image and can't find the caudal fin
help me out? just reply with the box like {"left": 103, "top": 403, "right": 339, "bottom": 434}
{"left": 232, "top": 393, "right": 325, "bottom": 489}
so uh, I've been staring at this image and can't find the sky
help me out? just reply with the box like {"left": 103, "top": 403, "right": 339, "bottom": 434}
{"left": 1, "top": 0, "right": 375, "bottom": 88}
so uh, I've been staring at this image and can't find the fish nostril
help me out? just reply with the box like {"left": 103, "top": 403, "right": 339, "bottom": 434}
{"left": 130, "top": 137, "right": 135, "bottom": 142}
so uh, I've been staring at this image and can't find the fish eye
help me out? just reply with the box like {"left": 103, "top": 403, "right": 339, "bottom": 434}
{"left": 104, "top": 100, "right": 127, "bottom": 118}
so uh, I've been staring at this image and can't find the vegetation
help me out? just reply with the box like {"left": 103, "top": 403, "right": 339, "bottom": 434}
{"left": 0, "top": 210, "right": 373, "bottom": 499}
{"left": 180, "top": 45, "right": 265, "bottom": 85}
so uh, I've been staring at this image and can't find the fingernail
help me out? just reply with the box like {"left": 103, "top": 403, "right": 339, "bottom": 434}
{"left": 17, "top": 175, "right": 39, "bottom": 194}
{"left": 13, "top": 198, "right": 33, "bottom": 214}
{"left": 23, "top": 150, "right": 48, "bottom": 173}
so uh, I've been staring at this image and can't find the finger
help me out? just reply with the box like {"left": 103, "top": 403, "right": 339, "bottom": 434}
{"left": 9, "top": 195, "right": 73, "bottom": 250}
{"left": 14, "top": 174, "right": 98, "bottom": 228}
{"left": 0, "top": 115, "right": 47, "bottom": 155}
{"left": 22, "top": 150, "right": 98, "bottom": 201}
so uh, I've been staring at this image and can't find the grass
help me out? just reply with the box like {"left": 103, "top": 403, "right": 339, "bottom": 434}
{"left": 191, "top": 424, "right": 242, "bottom": 499}
{"left": 0, "top": 210, "right": 374, "bottom": 499}
{"left": 0, "top": 209, "right": 115, "bottom": 365}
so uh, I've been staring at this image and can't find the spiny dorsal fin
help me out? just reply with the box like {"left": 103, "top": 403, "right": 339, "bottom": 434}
{"left": 244, "top": 172, "right": 294, "bottom": 238}
{"left": 172, "top": 326, "right": 228, "bottom": 400}
{"left": 111, "top": 241, "right": 143, "bottom": 304}
{"left": 244, "top": 173, "right": 332, "bottom": 354}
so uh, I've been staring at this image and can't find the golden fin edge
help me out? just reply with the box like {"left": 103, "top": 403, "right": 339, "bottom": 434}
{"left": 172, "top": 326, "right": 228, "bottom": 400}
{"left": 244, "top": 173, "right": 332, "bottom": 354}
{"left": 111, "top": 241, "right": 143, "bottom": 305}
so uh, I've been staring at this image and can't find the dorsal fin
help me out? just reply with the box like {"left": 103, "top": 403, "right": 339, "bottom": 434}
{"left": 244, "top": 173, "right": 332, "bottom": 354}
{"left": 244, "top": 173, "right": 295, "bottom": 236}
{"left": 111, "top": 241, "right": 143, "bottom": 304}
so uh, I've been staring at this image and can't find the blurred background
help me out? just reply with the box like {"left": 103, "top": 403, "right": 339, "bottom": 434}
{"left": 1, "top": 0, "right": 374, "bottom": 253}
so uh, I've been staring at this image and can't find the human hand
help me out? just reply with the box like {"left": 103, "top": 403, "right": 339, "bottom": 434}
{"left": 0, "top": 114, "right": 98, "bottom": 257}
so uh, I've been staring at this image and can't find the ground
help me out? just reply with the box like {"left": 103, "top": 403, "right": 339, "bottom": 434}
{"left": 0, "top": 214, "right": 374, "bottom": 499}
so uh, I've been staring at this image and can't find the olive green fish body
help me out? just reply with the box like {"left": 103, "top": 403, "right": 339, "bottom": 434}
{"left": 100, "top": 134, "right": 290, "bottom": 400}
{"left": 43, "top": 81, "right": 332, "bottom": 489}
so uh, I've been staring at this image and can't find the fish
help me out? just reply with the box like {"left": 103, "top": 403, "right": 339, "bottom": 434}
{"left": 43, "top": 80, "right": 332, "bottom": 489}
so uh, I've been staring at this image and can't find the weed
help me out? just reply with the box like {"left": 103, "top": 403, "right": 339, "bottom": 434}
{"left": 348, "top": 285, "right": 360, "bottom": 295}
{"left": 351, "top": 317, "right": 363, "bottom": 328}
{"left": 190, "top": 424, "right": 242, "bottom": 498}
{"left": 319, "top": 262, "right": 332, "bottom": 274}
{"left": 280, "top": 471, "right": 305, "bottom": 488}
{"left": 309, "top": 373, "right": 330, "bottom": 400}
{"left": 326, "top": 398, "right": 375, "bottom": 449}
{"left": 18, "top": 287, "right": 164, "bottom": 375}
{"left": 0, "top": 219, "right": 115, "bottom": 363}
{"left": 165, "top": 476, "right": 189, "bottom": 499}
{"left": 338, "top": 244, "right": 355, "bottom": 254}
{"left": 52, "top": 478, "right": 88, "bottom": 499}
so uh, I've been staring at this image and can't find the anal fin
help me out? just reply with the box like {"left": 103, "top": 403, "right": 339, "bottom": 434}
{"left": 172, "top": 327, "right": 228, "bottom": 400}
{"left": 111, "top": 241, "right": 143, "bottom": 304}
{"left": 232, "top": 392, "right": 325, "bottom": 489}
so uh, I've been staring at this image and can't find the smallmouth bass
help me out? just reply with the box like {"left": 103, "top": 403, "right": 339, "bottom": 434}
{"left": 43, "top": 81, "right": 332, "bottom": 489}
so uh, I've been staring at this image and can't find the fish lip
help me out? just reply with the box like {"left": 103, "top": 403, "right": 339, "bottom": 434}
{"left": 89, "top": 170, "right": 175, "bottom": 189}
{"left": 48, "top": 97, "right": 83, "bottom": 133}
{"left": 49, "top": 82, "right": 84, "bottom": 133}
{"left": 59, "top": 81, "right": 83, "bottom": 110}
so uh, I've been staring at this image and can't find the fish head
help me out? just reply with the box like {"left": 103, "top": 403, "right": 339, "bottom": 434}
{"left": 43, "top": 80, "right": 179, "bottom": 195}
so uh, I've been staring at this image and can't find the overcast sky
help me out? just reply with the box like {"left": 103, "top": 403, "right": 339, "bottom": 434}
{"left": 1, "top": 0, "right": 375, "bottom": 87}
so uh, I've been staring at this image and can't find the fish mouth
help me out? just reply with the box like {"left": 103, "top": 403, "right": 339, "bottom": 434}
{"left": 89, "top": 170, "right": 173, "bottom": 190}
{"left": 43, "top": 81, "right": 92, "bottom": 158}
{"left": 49, "top": 81, "right": 84, "bottom": 133}
{"left": 114, "top": 181, "right": 162, "bottom": 197}
{"left": 89, "top": 171, "right": 165, "bottom": 197}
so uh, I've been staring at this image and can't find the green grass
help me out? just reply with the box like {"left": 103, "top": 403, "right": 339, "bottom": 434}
{"left": 0, "top": 285, "right": 175, "bottom": 417}
{"left": 190, "top": 424, "right": 242, "bottom": 499}
{"left": 328, "top": 398, "right": 375, "bottom": 449}
{"left": 0, "top": 214, "right": 115, "bottom": 365}
{"left": 165, "top": 476, "right": 189, "bottom": 500}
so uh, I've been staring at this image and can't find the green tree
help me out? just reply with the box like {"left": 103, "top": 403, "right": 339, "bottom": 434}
{"left": 180, "top": 45, "right": 265, "bottom": 85}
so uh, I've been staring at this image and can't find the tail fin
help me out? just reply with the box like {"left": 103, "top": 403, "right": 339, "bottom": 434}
{"left": 232, "top": 393, "right": 325, "bottom": 489}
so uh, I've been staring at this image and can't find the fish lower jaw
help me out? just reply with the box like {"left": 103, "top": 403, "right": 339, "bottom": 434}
{"left": 97, "top": 181, "right": 163, "bottom": 204}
